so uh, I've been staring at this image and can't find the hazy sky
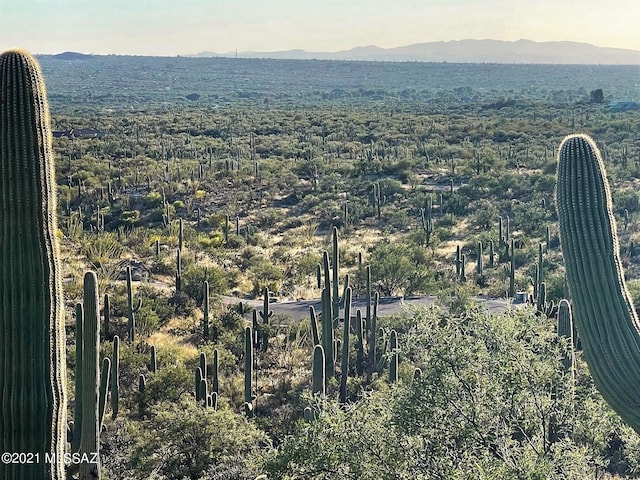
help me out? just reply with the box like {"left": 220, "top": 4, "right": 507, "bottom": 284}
{"left": 2, "top": 0, "right": 639, "bottom": 56}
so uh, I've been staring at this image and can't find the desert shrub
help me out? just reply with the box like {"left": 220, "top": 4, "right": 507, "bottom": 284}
{"left": 129, "top": 399, "right": 270, "bottom": 480}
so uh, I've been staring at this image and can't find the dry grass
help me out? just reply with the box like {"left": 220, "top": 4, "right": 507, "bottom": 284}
{"left": 147, "top": 316, "right": 200, "bottom": 360}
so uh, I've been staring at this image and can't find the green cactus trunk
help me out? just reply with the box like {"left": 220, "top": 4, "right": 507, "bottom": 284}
{"left": 389, "top": 330, "right": 399, "bottom": 384}
{"left": 321, "top": 284, "right": 335, "bottom": 378}
{"left": 79, "top": 272, "right": 101, "bottom": 479}
{"left": 175, "top": 248, "right": 182, "bottom": 292}
{"left": 150, "top": 345, "right": 157, "bottom": 373}
{"left": 195, "top": 367, "right": 204, "bottom": 402}
{"left": 103, "top": 293, "right": 111, "bottom": 340}
{"left": 339, "top": 288, "right": 352, "bottom": 404}
{"left": 72, "top": 303, "right": 84, "bottom": 453}
{"left": 309, "top": 306, "right": 320, "bottom": 347}
{"left": 203, "top": 281, "right": 210, "bottom": 340}
{"left": 98, "top": 358, "right": 110, "bottom": 430}
{"left": 557, "top": 299, "right": 575, "bottom": 376}
{"left": 331, "top": 226, "right": 340, "bottom": 323}
{"left": 0, "top": 49, "right": 67, "bottom": 480}
{"left": 355, "top": 310, "right": 365, "bottom": 376}
{"left": 212, "top": 349, "right": 219, "bottom": 395}
{"left": 244, "top": 327, "right": 254, "bottom": 417}
{"left": 126, "top": 266, "right": 142, "bottom": 343}
{"left": 199, "top": 352, "right": 207, "bottom": 381}
{"left": 111, "top": 336, "right": 120, "bottom": 420}
{"left": 556, "top": 133, "right": 640, "bottom": 433}
{"left": 509, "top": 239, "right": 515, "bottom": 298}
{"left": 312, "top": 345, "right": 326, "bottom": 397}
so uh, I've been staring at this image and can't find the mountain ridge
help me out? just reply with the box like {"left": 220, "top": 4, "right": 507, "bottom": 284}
{"left": 191, "top": 39, "right": 640, "bottom": 64}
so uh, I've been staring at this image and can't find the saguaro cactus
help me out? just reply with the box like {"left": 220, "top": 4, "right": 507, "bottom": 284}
{"left": 557, "top": 299, "right": 575, "bottom": 376}
{"left": 339, "top": 287, "right": 352, "bottom": 404}
{"left": 244, "top": 326, "right": 254, "bottom": 417}
{"left": 212, "top": 349, "right": 220, "bottom": 395}
{"left": 312, "top": 344, "right": 326, "bottom": 397}
{"left": 203, "top": 281, "right": 210, "bottom": 340}
{"left": 556, "top": 133, "right": 640, "bottom": 433}
{"left": 0, "top": 49, "right": 67, "bottom": 479}
{"left": 72, "top": 303, "right": 84, "bottom": 453}
{"left": 79, "top": 271, "right": 101, "bottom": 479}
{"left": 126, "top": 266, "right": 142, "bottom": 343}
{"left": 111, "top": 336, "right": 120, "bottom": 420}
{"left": 103, "top": 292, "right": 111, "bottom": 340}
{"left": 389, "top": 330, "right": 399, "bottom": 384}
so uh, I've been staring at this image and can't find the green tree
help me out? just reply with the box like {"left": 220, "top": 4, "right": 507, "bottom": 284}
{"left": 130, "top": 399, "right": 270, "bottom": 480}
{"left": 266, "top": 306, "right": 640, "bottom": 479}
{"left": 368, "top": 241, "right": 433, "bottom": 296}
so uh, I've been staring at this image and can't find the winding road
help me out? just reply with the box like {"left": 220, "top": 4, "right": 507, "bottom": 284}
{"left": 137, "top": 277, "right": 523, "bottom": 321}
{"left": 223, "top": 294, "right": 523, "bottom": 321}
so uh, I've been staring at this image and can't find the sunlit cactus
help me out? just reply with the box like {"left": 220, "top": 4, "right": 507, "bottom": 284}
{"left": 0, "top": 49, "right": 67, "bottom": 479}
{"left": 556, "top": 133, "right": 640, "bottom": 433}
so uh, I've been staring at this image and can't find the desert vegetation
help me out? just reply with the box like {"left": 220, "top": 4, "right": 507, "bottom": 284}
{"left": 3, "top": 50, "right": 640, "bottom": 479}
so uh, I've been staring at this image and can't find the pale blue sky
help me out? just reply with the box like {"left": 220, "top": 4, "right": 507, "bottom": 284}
{"left": 2, "top": 0, "right": 638, "bottom": 55}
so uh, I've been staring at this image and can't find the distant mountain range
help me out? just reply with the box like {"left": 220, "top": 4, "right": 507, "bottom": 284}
{"left": 190, "top": 39, "right": 640, "bottom": 64}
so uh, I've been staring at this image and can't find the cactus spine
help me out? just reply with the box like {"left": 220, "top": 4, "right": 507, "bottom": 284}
{"left": 556, "top": 133, "right": 640, "bottom": 433}
{"left": 0, "top": 49, "right": 67, "bottom": 479}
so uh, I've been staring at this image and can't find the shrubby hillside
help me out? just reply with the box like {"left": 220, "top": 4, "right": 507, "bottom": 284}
{"left": 5, "top": 52, "right": 640, "bottom": 479}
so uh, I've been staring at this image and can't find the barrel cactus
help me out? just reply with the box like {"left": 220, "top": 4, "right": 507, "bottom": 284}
{"left": 0, "top": 49, "right": 67, "bottom": 479}
{"left": 556, "top": 133, "right": 640, "bottom": 433}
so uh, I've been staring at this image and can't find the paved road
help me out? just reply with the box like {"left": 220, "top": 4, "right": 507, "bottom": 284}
{"left": 223, "top": 294, "right": 521, "bottom": 321}
{"left": 137, "top": 278, "right": 521, "bottom": 320}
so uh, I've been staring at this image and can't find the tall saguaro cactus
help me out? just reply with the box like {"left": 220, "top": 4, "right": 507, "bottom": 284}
{"left": 79, "top": 272, "right": 101, "bottom": 479}
{"left": 111, "top": 336, "right": 120, "bottom": 420}
{"left": 0, "top": 49, "right": 67, "bottom": 479}
{"left": 556, "top": 133, "right": 640, "bottom": 433}
{"left": 126, "top": 266, "right": 142, "bottom": 343}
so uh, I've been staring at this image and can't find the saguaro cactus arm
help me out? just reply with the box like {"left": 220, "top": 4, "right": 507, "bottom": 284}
{"left": 556, "top": 133, "right": 640, "bottom": 433}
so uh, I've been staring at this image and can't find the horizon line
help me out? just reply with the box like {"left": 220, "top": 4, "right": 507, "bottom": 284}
{"left": 28, "top": 38, "right": 640, "bottom": 59}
